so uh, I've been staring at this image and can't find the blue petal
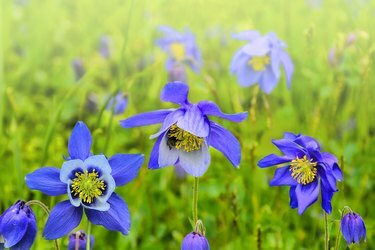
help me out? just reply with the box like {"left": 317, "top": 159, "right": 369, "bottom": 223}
{"left": 176, "top": 104, "right": 210, "bottom": 137}
{"left": 283, "top": 132, "right": 299, "bottom": 140}
{"left": 321, "top": 187, "right": 334, "bottom": 214}
{"left": 198, "top": 101, "right": 248, "bottom": 122}
{"left": 237, "top": 61, "right": 262, "bottom": 87}
{"left": 160, "top": 82, "right": 190, "bottom": 106}
{"left": 257, "top": 154, "right": 292, "bottom": 168}
{"left": 279, "top": 50, "right": 294, "bottom": 88}
{"left": 1, "top": 208, "right": 28, "bottom": 248}
{"left": 259, "top": 67, "right": 279, "bottom": 94}
{"left": 294, "top": 135, "right": 320, "bottom": 150}
{"left": 148, "top": 133, "right": 163, "bottom": 169}
{"left": 270, "top": 166, "right": 298, "bottom": 186}
{"left": 10, "top": 214, "right": 37, "bottom": 250}
{"left": 289, "top": 186, "right": 298, "bottom": 209}
{"left": 43, "top": 200, "right": 83, "bottom": 240}
{"left": 25, "top": 167, "right": 66, "bottom": 196}
{"left": 120, "top": 109, "right": 173, "bottom": 128}
{"left": 86, "top": 193, "right": 130, "bottom": 235}
{"left": 158, "top": 133, "right": 179, "bottom": 167}
{"left": 321, "top": 152, "right": 342, "bottom": 181}
{"left": 178, "top": 141, "right": 210, "bottom": 177}
{"left": 150, "top": 109, "right": 185, "bottom": 139}
{"left": 230, "top": 49, "right": 248, "bottom": 73}
{"left": 232, "top": 30, "right": 261, "bottom": 41}
{"left": 318, "top": 166, "right": 337, "bottom": 192}
{"left": 272, "top": 139, "right": 306, "bottom": 158}
{"left": 208, "top": 122, "right": 241, "bottom": 167}
{"left": 270, "top": 47, "right": 281, "bottom": 79}
{"left": 60, "top": 159, "right": 84, "bottom": 183}
{"left": 295, "top": 180, "right": 320, "bottom": 214}
{"left": 242, "top": 36, "right": 270, "bottom": 56}
{"left": 109, "top": 154, "right": 144, "bottom": 186}
{"left": 341, "top": 214, "right": 353, "bottom": 244}
{"left": 84, "top": 155, "right": 112, "bottom": 175}
{"left": 68, "top": 121, "right": 92, "bottom": 161}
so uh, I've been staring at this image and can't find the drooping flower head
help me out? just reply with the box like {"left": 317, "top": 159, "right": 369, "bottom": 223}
{"left": 25, "top": 121, "right": 144, "bottom": 239}
{"left": 258, "top": 132, "right": 343, "bottom": 214}
{"left": 106, "top": 91, "right": 128, "bottom": 115}
{"left": 341, "top": 211, "right": 366, "bottom": 245}
{"left": 181, "top": 232, "right": 210, "bottom": 250}
{"left": 156, "top": 26, "right": 202, "bottom": 73}
{"left": 230, "top": 30, "right": 294, "bottom": 94}
{"left": 0, "top": 200, "right": 37, "bottom": 250}
{"left": 121, "top": 82, "right": 248, "bottom": 177}
{"left": 68, "top": 230, "right": 94, "bottom": 250}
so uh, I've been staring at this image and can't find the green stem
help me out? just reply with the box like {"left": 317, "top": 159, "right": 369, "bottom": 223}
{"left": 86, "top": 222, "right": 92, "bottom": 250}
{"left": 324, "top": 212, "right": 329, "bottom": 250}
{"left": 193, "top": 177, "right": 199, "bottom": 225}
{"left": 334, "top": 220, "right": 341, "bottom": 250}
{"left": 25, "top": 200, "right": 59, "bottom": 250}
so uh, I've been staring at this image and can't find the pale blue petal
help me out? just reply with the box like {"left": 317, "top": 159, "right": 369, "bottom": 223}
{"left": 179, "top": 142, "right": 210, "bottom": 177}
{"left": 120, "top": 109, "right": 173, "bottom": 128}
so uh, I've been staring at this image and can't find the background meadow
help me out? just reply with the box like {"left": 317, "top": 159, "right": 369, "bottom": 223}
{"left": 0, "top": 0, "right": 374, "bottom": 249}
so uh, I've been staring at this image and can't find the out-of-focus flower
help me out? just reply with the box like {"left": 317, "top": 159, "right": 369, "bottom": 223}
{"left": 258, "top": 132, "right": 343, "bottom": 214}
{"left": 99, "top": 35, "right": 111, "bottom": 59}
{"left": 106, "top": 92, "right": 128, "bottom": 115}
{"left": 341, "top": 211, "right": 366, "bottom": 245}
{"left": 181, "top": 232, "right": 210, "bottom": 250}
{"left": 168, "top": 63, "right": 187, "bottom": 82}
{"left": 230, "top": 30, "right": 294, "bottom": 94}
{"left": 68, "top": 230, "right": 94, "bottom": 250}
{"left": 328, "top": 32, "right": 359, "bottom": 68}
{"left": 156, "top": 26, "right": 202, "bottom": 73}
{"left": 85, "top": 92, "right": 99, "bottom": 113}
{"left": 121, "top": 82, "right": 247, "bottom": 177}
{"left": 25, "top": 121, "right": 144, "bottom": 239}
{"left": 0, "top": 200, "right": 37, "bottom": 249}
{"left": 72, "top": 58, "right": 85, "bottom": 81}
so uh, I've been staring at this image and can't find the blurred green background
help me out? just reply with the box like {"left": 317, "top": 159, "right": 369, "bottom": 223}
{"left": 0, "top": 0, "right": 374, "bottom": 249}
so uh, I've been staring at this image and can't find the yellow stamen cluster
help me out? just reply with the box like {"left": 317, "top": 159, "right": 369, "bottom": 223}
{"left": 167, "top": 124, "right": 204, "bottom": 152}
{"left": 290, "top": 155, "right": 318, "bottom": 185}
{"left": 249, "top": 55, "right": 270, "bottom": 71}
{"left": 170, "top": 42, "right": 186, "bottom": 60}
{"left": 71, "top": 170, "right": 106, "bottom": 204}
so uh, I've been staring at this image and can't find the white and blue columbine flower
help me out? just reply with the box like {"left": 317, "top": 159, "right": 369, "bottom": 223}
{"left": 230, "top": 30, "right": 294, "bottom": 94}
{"left": 25, "top": 121, "right": 144, "bottom": 239}
{"left": 120, "top": 82, "right": 248, "bottom": 177}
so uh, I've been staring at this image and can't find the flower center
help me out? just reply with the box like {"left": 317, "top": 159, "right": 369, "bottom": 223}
{"left": 290, "top": 155, "right": 317, "bottom": 185}
{"left": 249, "top": 55, "right": 270, "bottom": 71}
{"left": 167, "top": 124, "right": 204, "bottom": 152}
{"left": 170, "top": 42, "right": 186, "bottom": 60}
{"left": 71, "top": 169, "right": 106, "bottom": 204}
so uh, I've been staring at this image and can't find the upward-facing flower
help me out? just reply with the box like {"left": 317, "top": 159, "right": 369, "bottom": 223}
{"left": 121, "top": 82, "right": 247, "bottom": 177}
{"left": 156, "top": 26, "right": 202, "bottom": 73}
{"left": 258, "top": 132, "right": 343, "bottom": 214}
{"left": 230, "top": 30, "right": 294, "bottom": 93}
{"left": 341, "top": 211, "right": 366, "bottom": 245}
{"left": 0, "top": 200, "right": 37, "bottom": 250}
{"left": 25, "top": 121, "right": 144, "bottom": 239}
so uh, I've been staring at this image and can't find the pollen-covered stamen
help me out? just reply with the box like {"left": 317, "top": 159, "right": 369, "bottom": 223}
{"left": 249, "top": 55, "right": 270, "bottom": 71}
{"left": 167, "top": 124, "right": 204, "bottom": 152}
{"left": 71, "top": 169, "right": 106, "bottom": 204}
{"left": 170, "top": 42, "right": 186, "bottom": 60}
{"left": 290, "top": 155, "right": 318, "bottom": 185}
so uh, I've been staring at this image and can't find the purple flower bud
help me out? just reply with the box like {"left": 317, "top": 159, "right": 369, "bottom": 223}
{"left": 68, "top": 230, "right": 94, "bottom": 250}
{"left": 71, "top": 58, "right": 85, "bottom": 81}
{"left": 181, "top": 232, "right": 210, "bottom": 250}
{"left": 99, "top": 35, "right": 111, "bottom": 59}
{"left": 0, "top": 200, "right": 37, "bottom": 249}
{"left": 341, "top": 212, "right": 366, "bottom": 245}
{"left": 169, "top": 63, "right": 187, "bottom": 82}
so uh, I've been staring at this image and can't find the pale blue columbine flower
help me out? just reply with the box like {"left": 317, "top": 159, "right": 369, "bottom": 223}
{"left": 341, "top": 212, "right": 366, "bottom": 245}
{"left": 121, "top": 82, "right": 247, "bottom": 177}
{"left": 25, "top": 121, "right": 144, "bottom": 239}
{"left": 230, "top": 30, "right": 294, "bottom": 93}
{"left": 156, "top": 26, "right": 202, "bottom": 73}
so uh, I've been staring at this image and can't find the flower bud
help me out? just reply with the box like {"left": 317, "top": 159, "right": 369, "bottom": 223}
{"left": 181, "top": 232, "right": 210, "bottom": 250}
{"left": 341, "top": 212, "right": 366, "bottom": 245}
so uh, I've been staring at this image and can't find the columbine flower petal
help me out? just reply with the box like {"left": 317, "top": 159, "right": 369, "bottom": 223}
{"left": 148, "top": 133, "right": 163, "bottom": 169}
{"left": 242, "top": 36, "right": 270, "bottom": 56}
{"left": 43, "top": 200, "right": 83, "bottom": 240}
{"left": 176, "top": 104, "right": 209, "bottom": 137}
{"left": 232, "top": 30, "right": 261, "bottom": 41}
{"left": 270, "top": 166, "right": 298, "bottom": 186}
{"left": 109, "top": 154, "right": 144, "bottom": 186}
{"left": 321, "top": 189, "right": 334, "bottom": 214}
{"left": 198, "top": 101, "right": 248, "bottom": 122}
{"left": 60, "top": 159, "right": 84, "bottom": 183}
{"left": 150, "top": 109, "right": 185, "bottom": 139}
{"left": 259, "top": 67, "right": 279, "bottom": 94}
{"left": 25, "top": 167, "right": 66, "bottom": 196}
{"left": 160, "top": 82, "right": 190, "bottom": 106}
{"left": 289, "top": 186, "right": 298, "bottom": 209}
{"left": 280, "top": 50, "right": 294, "bottom": 88}
{"left": 68, "top": 121, "right": 92, "bottom": 161}
{"left": 120, "top": 109, "right": 174, "bottom": 128}
{"left": 11, "top": 214, "right": 37, "bottom": 250}
{"left": 258, "top": 154, "right": 293, "bottom": 168}
{"left": 295, "top": 181, "right": 320, "bottom": 214}
{"left": 158, "top": 133, "right": 179, "bottom": 167}
{"left": 0, "top": 208, "right": 28, "bottom": 248}
{"left": 178, "top": 142, "right": 210, "bottom": 177}
{"left": 85, "top": 193, "right": 130, "bottom": 235}
{"left": 237, "top": 61, "right": 262, "bottom": 87}
{"left": 272, "top": 139, "right": 306, "bottom": 158}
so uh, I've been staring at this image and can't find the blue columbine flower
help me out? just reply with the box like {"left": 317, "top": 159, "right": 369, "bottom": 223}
{"left": 181, "top": 232, "right": 210, "bottom": 250}
{"left": 230, "top": 30, "right": 294, "bottom": 94}
{"left": 258, "top": 132, "right": 343, "bottom": 214}
{"left": 68, "top": 230, "right": 94, "bottom": 250}
{"left": 156, "top": 26, "right": 202, "bottom": 73}
{"left": 120, "top": 82, "right": 247, "bottom": 177}
{"left": 341, "top": 212, "right": 366, "bottom": 245}
{"left": 106, "top": 91, "right": 128, "bottom": 115}
{"left": 25, "top": 121, "right": 144, "bottom": 239}
{"left": 0, "top": 200, "right": 37, "bottom": 249}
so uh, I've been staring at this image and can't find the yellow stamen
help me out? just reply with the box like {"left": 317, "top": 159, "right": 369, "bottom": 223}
{"left": 170, "top": 42, "right": 186, "bottom": 60}
{"left": 71, "top": 170, "right": 106, "bottom": 204}
{"left": 167, "top": 124, "right": 204, "bottom": 152}
{"left": 249, "top": 55, "right": 270, "bottom": 71}
{"left": 290, "top": 155, "right": 317, "bottom": 185}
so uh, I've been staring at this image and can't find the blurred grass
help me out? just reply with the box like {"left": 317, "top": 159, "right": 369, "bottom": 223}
{"left": 0, "top": 0, "right": 374, "bottom": 249}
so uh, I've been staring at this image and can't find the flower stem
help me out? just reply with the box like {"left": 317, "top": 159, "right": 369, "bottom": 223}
{"left": 86, "top": 222, "right": 92, "bottom": 250}
{"left": 334, "top": 220, "right": 341, "bottom": 250}
{"left": 25, "top": 200, "right": 59, "bottom": 250}
{"left": 193, "top": 177, "right": 199, "bottom": 225}
{"left": 324, "top": 212, "right": 329, "bottom": 250}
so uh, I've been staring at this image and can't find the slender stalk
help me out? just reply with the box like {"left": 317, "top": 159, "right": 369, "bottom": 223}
{"left": 86, "top": 222, "right": 92, "bottom": 250}
{"left": 334, "top": 220, "right": 341, "bottom": 250}
{"left": 324, "top": 212, "right": 329, "bottom": 250}
{"left": 192, "top": 177, "right": 199, "bottom": 225}
{"left": 25, "top": 200, "right": 59, "bottom": 250}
